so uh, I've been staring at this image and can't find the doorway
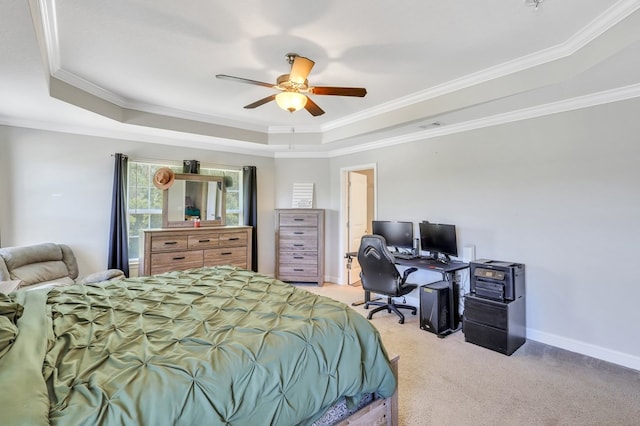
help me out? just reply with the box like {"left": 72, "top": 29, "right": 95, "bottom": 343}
{"left": 340, "top": 164, "right": 376, "bottom": 286}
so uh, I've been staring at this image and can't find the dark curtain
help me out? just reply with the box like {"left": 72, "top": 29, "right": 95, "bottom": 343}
{"left": 108, "top": 153, "right": 130, "bottom": 276}
{"left": 243, "top": 166, "right": 258, "bottom": 272}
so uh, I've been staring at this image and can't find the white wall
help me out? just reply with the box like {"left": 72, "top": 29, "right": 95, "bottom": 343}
{"left": 273, "top": 157, "right": 336, "bottom": 278}
{"left": 2, "top": 96, "right": 640, "bottom": 370}
{"left": 0, "top": 126, "right": 277, "bottom": 277}
{"left": 273, "top": 158, "right": 330, "bottom": 208}
{"left": 328, "top": 98, "right": 640, "bottom": 370}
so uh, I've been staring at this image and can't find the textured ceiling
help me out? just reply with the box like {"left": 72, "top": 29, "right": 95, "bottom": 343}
{"left": 1, "top": 0, "right": 639, "bottom": 156}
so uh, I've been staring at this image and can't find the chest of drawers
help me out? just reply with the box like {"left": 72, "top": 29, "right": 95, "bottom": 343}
{"left": 275, "top": 209, "right": 324, "bottom": 286}
{"left": 139, "top": 226, "right": 252, "bottom": 276}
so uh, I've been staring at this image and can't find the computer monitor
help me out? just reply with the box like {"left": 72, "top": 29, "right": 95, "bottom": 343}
{"left": 419, "top": 222, "right": 458, "bottom": 261}
{"left": 371, "top": 220, "right": 414, "bottom": 251}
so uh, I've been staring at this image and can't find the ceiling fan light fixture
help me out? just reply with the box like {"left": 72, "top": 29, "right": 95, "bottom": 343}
{"left": 276, "top": 91, "right": 307, "bottom": 113}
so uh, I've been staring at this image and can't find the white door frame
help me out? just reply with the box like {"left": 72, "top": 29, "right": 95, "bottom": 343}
{"left": 339, "top": 163, "right": 377, "bottom": 285}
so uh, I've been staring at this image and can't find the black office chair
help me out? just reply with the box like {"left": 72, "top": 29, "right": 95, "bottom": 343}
{"left": 357, "top": 234, "right": 418, "bottom": 324}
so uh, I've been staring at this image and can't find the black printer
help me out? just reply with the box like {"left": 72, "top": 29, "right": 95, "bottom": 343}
{"left": 469, "top": 259, "right": 525, "bottom": 301}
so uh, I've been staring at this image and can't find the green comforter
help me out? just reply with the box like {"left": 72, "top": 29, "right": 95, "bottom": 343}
{"left": 0, "top": 266, "right": 396, "bottom": 425}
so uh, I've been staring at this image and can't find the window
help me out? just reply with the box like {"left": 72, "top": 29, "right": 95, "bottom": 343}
{"left": 127, "top": 161, "right": 242, "bottom": 262}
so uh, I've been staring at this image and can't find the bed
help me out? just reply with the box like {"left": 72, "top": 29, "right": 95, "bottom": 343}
{"left": 0, "top": 265, "right": 398, "bottom": 425}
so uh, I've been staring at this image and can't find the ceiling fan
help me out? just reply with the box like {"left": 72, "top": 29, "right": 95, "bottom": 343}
{"left": 216, "top": 53, "right": 367, "bottom": 116}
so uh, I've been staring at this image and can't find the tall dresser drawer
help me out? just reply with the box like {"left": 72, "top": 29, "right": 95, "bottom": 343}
{"left": 151, "top": 236, "right": 188, "bottom": 252}
{"left": 278, "top": 252, "right": 318, "bottom": 264}
{"left": 279, "top": 213, "right": 319, "bottom": 227}
{"left": 278, "top": 265, "right": 318, "bottom": 277}
{"left": 278, "top": 239, "right": 318, "bottom": 251}
{"left": 279, "top": 227, "right": 318, "bottom": 239}
{"left": 150, "top": 250, "right": 203, "bottom": 275}
{"left": 204, "top": 247, "right": 247, "bottom": 268}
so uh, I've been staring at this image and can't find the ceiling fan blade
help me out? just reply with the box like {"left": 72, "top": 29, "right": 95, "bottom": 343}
{"left": 289, "top": 56, "right": 315, "bottom": 84}
{"left": 304, "top": 96, "right": 325, "bottom": 116}
{"left": 244, "top": 94, "right": 276, "bottom": 109}
{"left": 309, "top": 86, "right": 367, "bottom": 97}
{"left": 216, "top": 74, "right": 276, "bottom": 89}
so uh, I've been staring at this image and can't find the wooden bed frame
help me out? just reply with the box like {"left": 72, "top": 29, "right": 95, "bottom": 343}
{"left": 337, "top": 354, "right": 399, "bottom": 426}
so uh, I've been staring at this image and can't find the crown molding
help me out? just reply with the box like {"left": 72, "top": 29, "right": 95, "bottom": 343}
{"left": 24, "top": 0, "right": 640, "bottom": 158}
{"left": 35, "top": 0, "right": 640, "bottom": 140}
{"left": 319, "top": 83, "right": 640, "bottom": 159}
{"left": 319, "top": 0, "right": 640, "bottom": 134}
{"left": 4, "top": 83, "right": 640, "bottom": 160}
{"left": 0, "top": 115, "right": 279, "bottom": 158}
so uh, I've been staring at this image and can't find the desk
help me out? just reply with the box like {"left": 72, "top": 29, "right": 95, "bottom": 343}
{"left": 395, "top": 257, "right": 468, "bottom": 336}
{"left": 348, "top": 250, "right": 469, "bottom": 335}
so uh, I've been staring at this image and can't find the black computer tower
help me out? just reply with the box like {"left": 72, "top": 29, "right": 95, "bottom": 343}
{"left": 420, "top": 281, "right": 449, "bottom": 335}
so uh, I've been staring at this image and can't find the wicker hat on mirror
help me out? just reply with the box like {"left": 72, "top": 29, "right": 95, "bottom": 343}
{"left": 153, "top": 167, "right": 175, "bottom": 190}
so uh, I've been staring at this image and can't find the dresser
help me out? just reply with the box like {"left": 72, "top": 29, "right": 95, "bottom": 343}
{"left": 139, "top": 226, "right": 252, "bottom": 276}
{"left": 275, "top": 209, "right": 324, "bottom": 286}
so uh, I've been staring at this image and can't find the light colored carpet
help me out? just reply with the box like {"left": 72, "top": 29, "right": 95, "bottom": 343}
{"left": 300, "top": 283, "right": 640, "bottom": 426}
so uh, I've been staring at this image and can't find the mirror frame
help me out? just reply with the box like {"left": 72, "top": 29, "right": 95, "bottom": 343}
{"left": 162, "top": 173, "right": 226, "bottom": 228}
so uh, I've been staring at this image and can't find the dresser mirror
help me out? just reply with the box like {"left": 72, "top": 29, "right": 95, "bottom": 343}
{"left": 162, "top": 173, "right": 226, "bottom": 228}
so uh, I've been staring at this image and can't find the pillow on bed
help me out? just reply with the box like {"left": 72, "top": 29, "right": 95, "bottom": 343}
{"left": 0, "top": 293, "right": 23, "bottom": 358}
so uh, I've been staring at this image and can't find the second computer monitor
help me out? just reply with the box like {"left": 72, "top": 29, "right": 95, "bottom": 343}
{"left": 419, "top": 222, "right": 458, "bottom": 259}
{"left": 371, "top": 220, "right": 414, "bottom": 251}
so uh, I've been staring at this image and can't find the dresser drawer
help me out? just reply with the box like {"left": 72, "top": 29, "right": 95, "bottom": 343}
{"left": 278, "top": 265, "right": 318, "bottom": 277}
{"left": 151, "top": 235, "right": 189, "bottom": 252}
{"left": 219, "top": 232, "right": 248, "bottom": 246}
{"left": 278, "top": 239, "right": 318, "bottom": 251}
{"left": 279, "top": 213, "right": 319, "bottom": 227}
{"left": 278, "top": 252, "right": 318, "bottom": 265}
{"left": 279, "top": 227, "right": 318, "bottom": 239}
{"left": 204, "top": 247, "right": 247, "bottom": 268}
{"left": 188, "top": 233, "right": 219, "bottom": 249}
{"left": 150, "top": 250, "right": 203, "bottom": 275}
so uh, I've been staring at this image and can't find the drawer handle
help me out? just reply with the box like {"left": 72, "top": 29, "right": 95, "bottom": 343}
{"left": 293, "top": 218, "right": 304, "bottom": 221}
{"left": 293, "top": 244, "right": 304, "bottom": 247}
{"left": 221, "top": 252, "right": 233, "bottom": 255}
{"left": 173, "top": 256, "right": 186, "bottom": 260}
{"left": 294, "top": 256, "right": 304, "bottom": 259}
{"left": 164, "top": 241, "right": 178, "bottom": 245}
{"left": 293, "top": 268, "right": 304, "bottom": 271}
{"left": 198, "top": 239, "right": 211, "bottom": 243}
{"left": 228, "top": 237, "right": 240, "bottom": 241}
{"left": 293, "top": 231, "right": 304, "bottom": 235}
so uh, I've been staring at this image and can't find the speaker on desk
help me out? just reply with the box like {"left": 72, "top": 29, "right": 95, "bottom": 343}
{"left": 420, "top": 281, "right": 450, "bottom": 335}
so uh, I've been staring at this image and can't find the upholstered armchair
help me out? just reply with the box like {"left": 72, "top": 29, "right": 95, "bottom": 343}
{"left": 0, "top": 242, "right": 124, "bottom": 292}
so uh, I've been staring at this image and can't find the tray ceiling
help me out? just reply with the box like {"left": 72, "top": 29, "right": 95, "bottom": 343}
{"left": 1, "top": 0, "right": 640, "bottom": 156}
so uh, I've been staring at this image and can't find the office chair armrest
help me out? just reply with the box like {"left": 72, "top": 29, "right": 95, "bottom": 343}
{"left": 401, "top": 267, "right": 418, "bottom": 283}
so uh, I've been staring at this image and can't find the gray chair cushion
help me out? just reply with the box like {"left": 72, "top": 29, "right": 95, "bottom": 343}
{"left": 0, "top": 243, "right": 80, "bottom": 288}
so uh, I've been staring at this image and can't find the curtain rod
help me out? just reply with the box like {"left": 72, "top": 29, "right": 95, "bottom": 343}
{"left": 119, "top": 156, "right": 242, "bottom": 171}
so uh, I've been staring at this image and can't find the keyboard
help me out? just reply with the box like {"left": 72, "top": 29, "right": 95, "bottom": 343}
{"left": 394, "top": 253, "right": 418, "bottom": 260}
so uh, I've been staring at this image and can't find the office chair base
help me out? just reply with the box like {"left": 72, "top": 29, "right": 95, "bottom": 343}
{"left": 365, "top": 298, "right": 417, "bottom": 324}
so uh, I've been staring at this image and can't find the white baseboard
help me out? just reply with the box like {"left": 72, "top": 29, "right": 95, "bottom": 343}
{"left": 321, "top": 278, "right": 640, "bottom": 371}
{"left": 325, "top": 275, "right": 340, "bottom": 285}
{"left": 526, "top": 328, "right": 640, "bottom": 371}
